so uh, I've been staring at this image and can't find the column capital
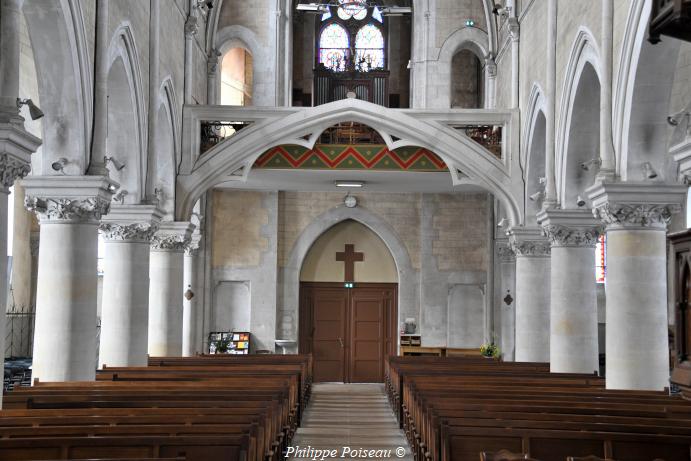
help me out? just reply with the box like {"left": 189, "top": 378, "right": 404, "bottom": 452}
{"left": 100, "top": 204, "right": 165, "bottom": 243}
{"left": 587, "top": 181, "right": 687, "bottom": 230}
{"left": 507, "top": 17, "right": 520, "bottom": 41}
{"left": 185, "top": 232, "right": 202, "bottom": 256}
{"left": 537, "top": 208, "right": 602, "bottom": 247}
{"left": 22, "top": 175, "right": 118, "bottom": 223}
{"left": 184, "top": 14, "right": 198, "bottom": 36}
{"left": 484, "top": 54, "right": 497, "bottom": 78}
{"left": 207, "top": 48, "right": 221, "bottom": 76}
{"left": 507, "top": 226, "right": 551, "bottom": 257}
{"left": 151, "top": 221, "right": 195, "bottom": 251}
{"left": 0, "top": 122, "right": 41, "bottom": 190}
{"left": 496, "top": 242, "right": 515, "bottom": 262}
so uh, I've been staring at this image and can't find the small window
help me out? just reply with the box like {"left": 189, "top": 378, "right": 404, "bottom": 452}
{"left": 319, "top": 23, "right": 350, "bottom": 71}
{"left": 355, "top": 23, "right": 385, "bottom": 69}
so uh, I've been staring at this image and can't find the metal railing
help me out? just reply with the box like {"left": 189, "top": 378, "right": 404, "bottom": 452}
{"left": 5, "top": 304, "right": 35, "bottom": 359}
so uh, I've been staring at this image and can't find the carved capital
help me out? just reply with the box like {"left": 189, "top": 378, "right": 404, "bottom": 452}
{"left": 509, "top": 238, "right": 551, "bottom": 257}
{"left": 0, "top": 153, "right": 31, "bottom": 190}
{"left": 151, "top": 234, "right": 191, "bottom": 251}
{"left": 100, "top": 222, "right": 158, "bottom": 243}
{"left": 507, "top": 17, "right": 520, "bottom": 41}
{"left": 497, "top": 245, "right": 516, "bottom": 262}
{"left": 541, "top": 223, "right": 601, "bottom": 247}
{"left": 25, "top": 196, "right": 110, "bottom": 223}
{"left": 207, "top": 48, "right": 221, "bottom": 75}
{"left": 593, "top": 202, "right": 681, "bottom": 229}
{"left": 184, "top": 15, "right": 198, "bottom": 36}
{"left": 485, "top": 58, "right": 497, "bottom": 78}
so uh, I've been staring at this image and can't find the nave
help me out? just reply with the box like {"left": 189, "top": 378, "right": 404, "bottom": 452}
{"left": 289, "top": 383, "right": 413, "bottom": 461}
{"left": 3, "top": 353, "right": 691, "bottom": 460}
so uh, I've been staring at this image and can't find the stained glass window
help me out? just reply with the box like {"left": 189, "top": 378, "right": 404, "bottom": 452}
{"left": 595, "top": 234, "right": 606, "bottom": 283}
{"left": 337, "top": 0, "right": 368, "bottom": 20}
{"left": 321, "top": 9, "right": 332, "bottom": 21}
{"left": 355, "top": 23, "right": 385, "bottom": 69}
{"left": 372, "top": 6, "right": 383, "bottom": 22}
{"left": 319, "top": 23, "right": 349, "bottom": 71}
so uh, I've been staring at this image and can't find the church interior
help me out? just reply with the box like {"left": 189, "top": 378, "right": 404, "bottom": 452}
{"left": 2, "top": 0, "right": 691, "bottom": 459}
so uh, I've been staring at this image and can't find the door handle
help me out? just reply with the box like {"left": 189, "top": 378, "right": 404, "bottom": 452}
{"left": 338, "top": 337, "right": 344, "bottom": 348}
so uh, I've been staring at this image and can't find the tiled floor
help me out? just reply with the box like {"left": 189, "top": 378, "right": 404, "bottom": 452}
{"left": 288, "top": 383, "right": 413, "bottom": 461}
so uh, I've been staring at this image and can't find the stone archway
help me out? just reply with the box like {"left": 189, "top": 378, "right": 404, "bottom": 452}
{"left": 278, "top": 205, "right": 418, "bottom": 347}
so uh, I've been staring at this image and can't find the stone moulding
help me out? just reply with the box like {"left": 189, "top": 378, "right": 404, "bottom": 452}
{"left": 151, "top": 234, "right": 191, "bottom": 251}
{"left": 508, "top": 238, "right": 551, "bottom": 257}
{"left": 99, "top": 222, "right": 158, "bottom": 242}
{"left": 0, "top": 153, "right": 31, "bottom": 190}
{"left": 25, "top": 196, "right": 111, "bottom": 222}
{"left": 497, "top": 245, "right": 516, "bottom": 262}
{"left": 593, "top": 202, "right": 681, "bottom": 229}
{"left": 541, "top": 223, "right": 601, "bottom": 248}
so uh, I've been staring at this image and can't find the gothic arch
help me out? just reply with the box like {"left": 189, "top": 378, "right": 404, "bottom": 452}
{"left": 523, "top": 84, "right": 547, "bottom": 223}
{"left": 437, "top": 27, "right": 490, "bottom": 108}
{"left": 106, "top": 22, "right": 147, "bottom": 202}
{"left": 176, "top": 99, "right": 522, "bottom": 226}
{"left": 215, "top": 25, "right": 269, "bottom": 105}
{"left": 279, "top": 205, "right": 418, "bottom": 341}
{"left": 22, "top": 0, "right": 92, "bottom": 173}
{"left": 145, "top": 78, "right": 180, "bottom": 216}
{"left": 614, "top": 0, "right": 681, "bottom": 181}
{"left": 556, "top": 27, "right": 602, "bottom": 206}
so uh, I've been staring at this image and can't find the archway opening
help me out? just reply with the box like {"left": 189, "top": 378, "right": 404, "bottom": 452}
{"left": 451, "top": 48, "right": 483, "bottom": 108}
{"left": 563, "top": 62, "right": 600, "bottom": 209}
{"left": 298, "top": 219, "right": 398, "bottom": 383}
{"left": 221, "top": 47, "right": 253, "bottom": 106}
{"left": 526, "top": 110, "right": 546, "bottom": 222}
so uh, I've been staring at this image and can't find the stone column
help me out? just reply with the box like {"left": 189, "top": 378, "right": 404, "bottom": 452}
{"left": 508, "top": 227, "right": 551, "bottom": 363}
{"left": 148, "top": 221, "right": 194, "bottom": 357}
{"left": 206, "top": 48, "right": 221, "bottom": 105}
{"left": 497, "top": 244, "right": 516, "bottom": 361}
{"left": 484, "top": 55, "right": 497, "bottom": 109}
{"left": 0, "top": 127, "right": 41, "bottom": 408}
{"left": 598, "top": 0, "right": 616, "bottom": 180}
{"left": 508, "top": 17, "right": 520, "bottom": 109}
{"left": 543, "top": 0, "right": 558, "bottom": 206}
{"left": 589, "top": 182, "right": 686, "bottom": 390}
{"left": 23, "top": 176, "right": 116, "bottom": 382}
{"left": 29, "top": 230, "right": 39, "bottom": 309}
{"left": 183, "top": 9, "right": 198, "bottom": 105}
{"left": 538, "top": 209, "right": 602, "bottom": 374}
{"left": 98, "top": 205, "right": 163, "bottom": 367}
{"left": 182, "top": 236, "right": 200, "bottom": 356}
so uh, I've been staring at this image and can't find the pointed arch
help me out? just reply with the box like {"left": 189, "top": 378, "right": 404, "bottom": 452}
{"left": 106, "top": 22, "right": 147, "bottom": 201}
{"left": 22, "top": 0, "right": 92, "bottom": 172}
{"left": 279, "top": 205, "right": 418, "bottom": 341}
{"left": 555, "top": 27, "right": 602, "bottom": 205}
{"left": 523, "top": 83, "right": 547, "bottom": 223}
{"left": 176, "top": 99, "right": 522, "bottom": 226}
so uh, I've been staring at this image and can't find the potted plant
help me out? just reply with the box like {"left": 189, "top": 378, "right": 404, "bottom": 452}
{"left": 480, "top": 342, "right": 500, "bottom": 359}
{"left": 215, "top": 337, "right": 231, "bottom": 354}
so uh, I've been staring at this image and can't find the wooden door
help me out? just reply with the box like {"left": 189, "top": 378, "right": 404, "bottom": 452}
{"left": 300, "top": 282, "right": 397, "bottom": 383}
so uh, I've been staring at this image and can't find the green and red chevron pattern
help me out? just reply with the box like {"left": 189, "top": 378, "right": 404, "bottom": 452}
{"left": 254, "top": 144, "right": 448, "bottom": 171}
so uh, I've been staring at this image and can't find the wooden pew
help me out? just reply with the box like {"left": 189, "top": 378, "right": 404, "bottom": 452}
{"left": 386, "top": 356, "right": 691, "bottom": 461}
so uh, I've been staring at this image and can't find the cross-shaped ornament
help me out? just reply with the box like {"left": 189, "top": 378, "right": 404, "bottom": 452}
{"left": 336, "top": 244, "right": 364, "bottom": 282}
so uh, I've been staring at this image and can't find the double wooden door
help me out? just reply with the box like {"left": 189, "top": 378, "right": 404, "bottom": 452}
{"left": 299, "top": 283, "right": 397, "bottom": 383}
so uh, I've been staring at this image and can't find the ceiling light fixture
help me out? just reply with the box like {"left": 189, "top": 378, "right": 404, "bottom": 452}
{"left": 335, "top": 180, "right": 365, "bottom": 188}
{"left": 16, "top": 98, "right": 44, "bottom": 120}
{"left": 380, "top": 6, "right": 412, "bottom": 15}
{"left": 297, "top": 3, "right": 329, "bottom": 12}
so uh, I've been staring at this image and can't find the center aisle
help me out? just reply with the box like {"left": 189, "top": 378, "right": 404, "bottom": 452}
{"left": 289, "top": 383, "right": 414, "bottom": 461}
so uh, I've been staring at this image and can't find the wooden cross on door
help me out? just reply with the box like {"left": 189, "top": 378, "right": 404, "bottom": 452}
{"left": 336, "top": 244, "right": 364, "bottom": 282}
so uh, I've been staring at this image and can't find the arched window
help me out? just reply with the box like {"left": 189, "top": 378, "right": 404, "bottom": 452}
{"left": 319, "top": 23, "right": 350, "bottom": 71}
{"left": 317, "top": 2, "right": 386, "bottom": 72}
{"left": 355, "top": 24, "right": 384, "bottom": 69}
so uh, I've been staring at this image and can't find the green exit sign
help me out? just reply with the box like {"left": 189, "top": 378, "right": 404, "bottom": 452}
{"left": 344, "top": 282, "right": 355, "bottom": 288}
{"left": 465, "top": 19, "right": 475, "bottom": 27}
